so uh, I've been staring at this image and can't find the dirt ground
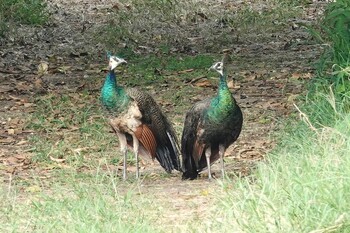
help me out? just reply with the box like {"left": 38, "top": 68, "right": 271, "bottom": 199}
{"left": 0, "top": 0, "right": 326, "bottom": 228}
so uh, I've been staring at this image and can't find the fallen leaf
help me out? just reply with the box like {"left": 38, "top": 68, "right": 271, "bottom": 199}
{"left": 194, "top": 79, "right": 213, "bottom": 87}
{"left": 49, "top": 156, "right": 66, "bottom": 163}
{"left": 0, "top": 137, "right": 15, "bottom": 144}
{"left": 24, "top": 103, "right": 34, "bottom": 108}
{"left": 227, "top": 80, "right": 240, "bottom": 89}
{"left": 9, "top": 95, "right": 21, "bottom": 100}
{"left": 200, "top": 189, "right": 209, "bottom": 196}
{"left": 37, "top": 62, "right": 49, "bottom": 75}
{"left": 7, "top": 129, "right": 15, "bottom": 135}
{"left": 0, "top": 85, "right": 14, "bottom": 93}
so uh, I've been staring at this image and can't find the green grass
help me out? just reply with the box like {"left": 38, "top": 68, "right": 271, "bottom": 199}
{"left": 211, "top": 2, "right": 350, "bottom": 230}
{"left": 26, "top": 92, "right": 112, "bottom": 163}
{"left": 306, "top": 0, "right": 350, "bottom": 75}
{"left": 212, "top": 1, "right": 350, "bottom": 227}
{"left": 214, "top": 90, "right": 350, "bottom": 232}
{"left": 0, "top": 171, "right": 162, "bottom": 233}
{"left": 0, "top": 0, "right": 48, "bottom": 37}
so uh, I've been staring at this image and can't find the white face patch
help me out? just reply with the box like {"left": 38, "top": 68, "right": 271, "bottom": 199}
{"left": 109, "top": 56, "right": 127, "bottom": 70}
{"left": 210, "top": 62, "right": 224, "bottom": 76}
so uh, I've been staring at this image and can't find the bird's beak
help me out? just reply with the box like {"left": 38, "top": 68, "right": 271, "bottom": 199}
{"left": 208, "top": 64, "right": 215, "bottom": 72}
{"left": 117, "top": 58, "right": 127, "bottom": 66}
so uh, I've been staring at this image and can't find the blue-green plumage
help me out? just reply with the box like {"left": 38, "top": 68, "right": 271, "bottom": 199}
{"left": 206, "top": 74, "right": 237, "bottom": 124}
{"left": 181, "top": 59, "right": 243, "bottom": 180}
{"left": 101, "top": 70, "right": 130, "bottom": 113}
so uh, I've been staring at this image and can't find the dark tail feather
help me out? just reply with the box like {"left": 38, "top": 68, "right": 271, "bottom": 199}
{"left": 182, "top": 153, "right": 198, "bottom": 180}
{"left": 156, "top": 146, "right": 180, "bottom": 172}
{"left": 155, "top": 132, "right": 181, "bottom": 172}
{"left": 166, "top": 131, "right": 181, "bottom": 171}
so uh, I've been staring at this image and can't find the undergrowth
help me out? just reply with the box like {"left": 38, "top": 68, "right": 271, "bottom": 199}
{"left": 215, "top": 1, "right": 350, "bottom": 232}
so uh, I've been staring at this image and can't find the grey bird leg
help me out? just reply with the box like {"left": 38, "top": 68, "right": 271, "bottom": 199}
{"left": 116, "top": 132, "right": 128, "bottom": 180}
{"left": 132, "top": 135, "right": 140, "bottom": 179}
{"left": 219, "top": 144, "right": 225, "bottom": 179}
{"left": 205, "top": 147, "right": 212, "bottom": 180}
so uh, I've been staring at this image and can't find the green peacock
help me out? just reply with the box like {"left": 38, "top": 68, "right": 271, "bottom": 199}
{"left": 181, "top": 55, "right": 243, "bottom": 180}
{"left": 100, "top": 52, "right": 181, "bottom": 180}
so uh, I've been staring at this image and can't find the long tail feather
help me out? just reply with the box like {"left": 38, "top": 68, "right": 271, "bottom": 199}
{"left": 154, "top": 131, "right": 180, "bottom": 172}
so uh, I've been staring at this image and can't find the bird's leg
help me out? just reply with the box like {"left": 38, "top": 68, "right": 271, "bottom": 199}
{"left": 116, "top": 132, "right": 128, "bottom": 180}
{"left": 205, "top": 147, "right": 212, "bottom": 180}
{"left": 219, "top": 144, "right": 226, "bottom": 179}
{"left": 132, "top": 134, "right": 140, "bottom": 179}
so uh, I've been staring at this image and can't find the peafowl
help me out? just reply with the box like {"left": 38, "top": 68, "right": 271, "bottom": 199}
{"left": 181, "top": 55, "right": 243, "bottom": 180}
{"left": 100, "top": 52, "right": 181, "bottom": 180}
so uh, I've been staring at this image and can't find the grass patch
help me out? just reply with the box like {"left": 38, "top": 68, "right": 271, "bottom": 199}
{"left": 0, "top": 171, "right": 162, "bottom": 232}
{"left": 100, "top": 0, "right": 303, "bottom": 53}
{"left": 26, "top": 92, "right": 117, "bottom": 166}
{"left": 306, "top": 0, "right": 350, "bottom": 75}
{"left": 212, "top": 1, "right": 350, "bottom": 231}
{"left": 0, "top": 0, "right": 48, "bottom": 37}
{"left": 214, "top": 91, "right": 350, "bottom": 232}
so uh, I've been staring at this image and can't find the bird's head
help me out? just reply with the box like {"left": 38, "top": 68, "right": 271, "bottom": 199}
{"left": 107, "top": 52, "right": 127, "bottom": 71}
{"left": 209, "top": 61, "right": 224, "bottom": 76}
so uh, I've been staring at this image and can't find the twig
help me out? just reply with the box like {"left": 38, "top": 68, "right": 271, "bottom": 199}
{"left": 293, "top": 103, "right": 317, "bottom": 132}
{"left": 309, "top": 213, "right": 346, "bottom": 233}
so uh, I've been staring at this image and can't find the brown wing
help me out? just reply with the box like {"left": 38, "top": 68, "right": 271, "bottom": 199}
{"left": 134, "top": 124, "right": 157, "bottom": 159}
{"left": 192, "top": 139, "right": 205, "bottom": 167}
{"left": 126, "top": 88, "right": 181, "bottom": 172}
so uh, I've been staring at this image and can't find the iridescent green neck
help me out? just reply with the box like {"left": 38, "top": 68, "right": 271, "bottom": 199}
{"left": 207, "top": 74, "right": 236, "bottom": 122}
{"left": 101, "top": 70, "right": 129, "bottom": 111}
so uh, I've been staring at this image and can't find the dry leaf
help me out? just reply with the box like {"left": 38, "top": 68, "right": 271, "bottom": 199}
{"left": 228, "top": 80, "right": 240, "bottom": 89}
{"left": 49, "top": 156, "right": 66, "bottom": 163}
{"left": 24, "top": 103, "right": 34, "bottom": 108}
{"left": 0, "top": 85, "right": 14, "bottom": 93}
{"left": 0, "top": 137, "right": 15, "bottom": 144}
{"left": 7, "top": 129, "right": 15, "bottom": 135}
{"left": 5, "top": 156, "right": 19, "bottom": 165}
{"left": 37, "top": 62, "right": 49, "bottom": 75}
{"left": 194, "top": 79, "right": 213, "bottom": 87}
